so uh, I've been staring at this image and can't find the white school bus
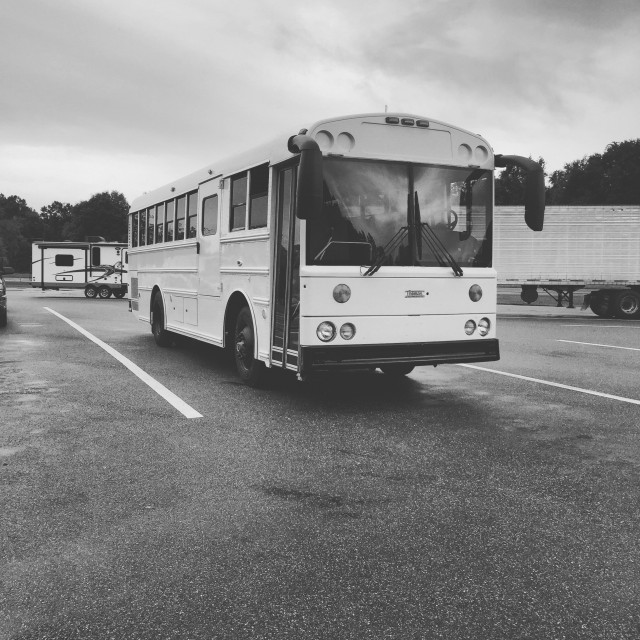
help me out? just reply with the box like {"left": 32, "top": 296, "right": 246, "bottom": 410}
{"left": 128, "top": 113, "right": 544, "bottom": 384}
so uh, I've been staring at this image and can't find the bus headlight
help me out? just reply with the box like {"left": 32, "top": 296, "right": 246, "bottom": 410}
{"left": 478, "top": 317, "right": 491, "bottom": 336}
{"left": 333, "top": 284, "right": 351, "bottom": 303}
{"left": 317, "top": 321, "right": 336, "bottom": 342}
{"left": 339, "top": 323, "right": 356, "bottom": 340}
{"left": 464, "top": 320, "right": 476, "bottom": 335}
{"left": 469, "top": 284, "right": 482, "bottom": 302}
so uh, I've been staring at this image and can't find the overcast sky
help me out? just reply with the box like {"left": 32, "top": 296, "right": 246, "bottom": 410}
{"left": 2, "top": 0, "right": 639, "bottom": 211}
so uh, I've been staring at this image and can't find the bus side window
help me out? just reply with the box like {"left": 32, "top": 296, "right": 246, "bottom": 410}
{"left": 165, "top": 199, "right": 175, "bottom": 242}
{"left": 230, "top": 174, "right": 247, "bottom": 231}
{"left": 131, "top": 213, "right": 138, "bottom": 248}
{"left": 202, "top": 195, "right": 218, "bottom": 236}
{"left": 147, "top": 207, "right": 155, "bottom": 245}
{"left": 249, "top": 164, "right": 269, "bottom": 229}
{"left": 156, "top": 203, "right": 165, "bottom": 243}
{"left": 176, "top": 196, "right": 186, "bottom": 241}
{"left": 187, "top": 191, "right": 198, "bottom": 239}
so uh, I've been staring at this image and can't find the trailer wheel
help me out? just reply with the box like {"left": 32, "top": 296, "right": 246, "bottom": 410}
{"left": 613, "top": 290, "right": 640, "bottom": 319}
{"left": 234, "top": 306, "right": 264, "bottom": 386}
{"left": 84, "top": 285, "right": 98, "bottom": 299}
{"left": 98, "top": 285, "right": 112, "bottom": 299}
{"left": 113, "top": 290, "right": 126, "bottom": 299}
{"left": 379, "top": 364, "right": 415, "bottom": 377}
{"left": 152, "top": 298, "right": 172, "bottom": 347}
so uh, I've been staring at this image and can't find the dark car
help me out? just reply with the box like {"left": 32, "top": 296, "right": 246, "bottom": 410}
{"left": 0, "top": 262, "right": 14, "bottom": 327}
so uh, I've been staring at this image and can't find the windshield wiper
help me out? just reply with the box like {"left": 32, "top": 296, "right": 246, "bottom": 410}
{"left": 314, "top": 239, "right": 373, "bottom": 264}
{"left": 415, "top": 193, "right": 464, "bottom": 277}
{"left": 362, "top": 226, "right": 409, "bottom": 276}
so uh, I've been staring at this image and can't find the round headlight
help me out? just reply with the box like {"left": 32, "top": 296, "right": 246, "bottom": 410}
{"left": 316, "top": 321, "right": 336, "bottom": 342}
{"left": 469, "top": 284, "right": 483, "bottom": 302}
{"left": 464, "top": 319, "right": 476, "bottom": 335}
{"left": 478, "top": 317, "right": 491, "bottom": 336}
{"left": 333, "top": 284, "right": 351, "bottom": 303}
{"left": 339, "top": 323, "right": 356, "bottom": 340}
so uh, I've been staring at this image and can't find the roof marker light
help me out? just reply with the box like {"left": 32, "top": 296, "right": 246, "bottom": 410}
{"left": 385, "top": 117, "right": 400, "bottom": 124}
{"left": 401, "top": 118, "right": 415, "bottom": 126}
{"left": 416, "top": 120, "right": 430, "bottom": 128}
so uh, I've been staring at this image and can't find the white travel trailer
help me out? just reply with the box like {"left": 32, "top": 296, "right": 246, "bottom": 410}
{"left": 31, "top": 240, "right": 129, "bottom": 298}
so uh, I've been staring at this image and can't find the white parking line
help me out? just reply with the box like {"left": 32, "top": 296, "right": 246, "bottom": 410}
{"left": 557, "top": 339, "right": 640, "bottom": 352}
{"left": 458, "top": 363, "right": 640, "bottom": 406}
{"left": 44, "top": 307, "right": 203, "bottom": 419}
{"left": 562, "top": 324, "right": 640, "bottom": 329}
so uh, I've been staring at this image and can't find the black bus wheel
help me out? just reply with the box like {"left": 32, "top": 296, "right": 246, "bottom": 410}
{"left": 234, "top": 306, "right": 265, "bottom": 386}
{"left": 113, "top": 290, "right": 126, "bottom": 299}
{"left": 84, "top": 285, "right": 97, "bottom": 299}
{"left": 152, "top": 298, "right": 172, "bottom": 347}
{"left": 98, "top": 285, "right": 112, "bottom": 299}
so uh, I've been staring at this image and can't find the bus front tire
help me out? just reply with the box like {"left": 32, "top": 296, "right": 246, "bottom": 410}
{"left": 84, "top": 285, "right": 97, "bottom": 299}
{"left": 234, "top": 306, "right": 264, "bottom": 386}
{"left": 152, "top": 299, "right": 173, "bottom": 347}
{"left": 379, "top": 364, "right": 415, "bottom": 377}
{"left": 98, "top": 285, "right": 112, "bottom": 299}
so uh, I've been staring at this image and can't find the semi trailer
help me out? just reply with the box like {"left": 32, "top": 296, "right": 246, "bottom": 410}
{"left": 494, "top": 206, "right": 640, "bottom": 318}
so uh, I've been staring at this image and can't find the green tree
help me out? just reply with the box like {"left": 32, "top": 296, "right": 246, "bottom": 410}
{"left": 0, "top": 195, "right": 41, "bottom": 271}
{"left": 40, "top": 201, "right": 73, "bottom": 241}
{"left": 63, "top": 191, "right": 129, "bottom": 242}
{"left": 548, "top": 139, "right": 640, "bottom": 205}
{"left": 495, "top": 157, "right": 546, "bottom": 206}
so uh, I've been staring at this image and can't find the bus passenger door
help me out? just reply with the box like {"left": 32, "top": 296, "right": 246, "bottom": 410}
{"left": 271, "top": 165, "right": 300, "bottom": 370}
{"left": 198, "top": 176, "right": 224, "bottom": 342}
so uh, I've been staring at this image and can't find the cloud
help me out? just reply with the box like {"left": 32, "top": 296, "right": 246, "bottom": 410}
{"left": 1, "top": 0, "right": 639, "bottom": 209}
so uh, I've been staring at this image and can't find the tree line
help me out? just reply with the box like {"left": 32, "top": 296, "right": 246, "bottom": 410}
{"left": 1, "top": 139, "right": 639, "bottom": 273}
{"left": 0, "top": 191, "right": 128, "bottom": 272}
{"left": 495, "top": 138, "right": 640, "bottom": 206}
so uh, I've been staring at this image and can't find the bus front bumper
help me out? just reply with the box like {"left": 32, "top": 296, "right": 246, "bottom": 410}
{"left": 300, "top": 339, "right": 499, "bottom": 372}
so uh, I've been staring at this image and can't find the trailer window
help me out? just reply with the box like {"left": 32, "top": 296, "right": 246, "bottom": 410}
{"left": 202, "top": 195, "right": 218, "bottom": 236}
{"left": 91, "top": 247, "right": 101, "bottom": 265}
{"left": 55, "top": 254, "right": 74, "bottom": 267}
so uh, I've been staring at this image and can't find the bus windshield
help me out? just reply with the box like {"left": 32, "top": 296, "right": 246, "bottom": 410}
{"left": 307, "top": 158, "right": 492, "bottom": 268}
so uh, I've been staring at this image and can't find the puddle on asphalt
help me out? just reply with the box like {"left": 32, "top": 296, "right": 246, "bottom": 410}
{"left": 0, "top": 446, "right": 25, "bottom": 457}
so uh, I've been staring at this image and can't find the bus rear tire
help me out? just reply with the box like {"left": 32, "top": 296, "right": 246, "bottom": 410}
{"left": 234, "top": 306, "right": 264, "bottom": 386}
{"left": 84, "top": 285, "right": 97, "bottom": 299}
{"left": 113, "top": 290, "right": 126, "bottom": 299}
{"left": 152, "top": 298, "right": 173, "bottom": 347}
{"left": 98, "top": 285, "right": 112, "bottom": 299}
{"left": 380, "top": 364, "right": 415, "bottom": 377}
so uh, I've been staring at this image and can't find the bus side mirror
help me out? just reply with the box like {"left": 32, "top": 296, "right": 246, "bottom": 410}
{"left": 495, "top": 154, "right": 545, "bottom": 231}
{"left": 288, "top": 134, "right": 323, "bottom": 220}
